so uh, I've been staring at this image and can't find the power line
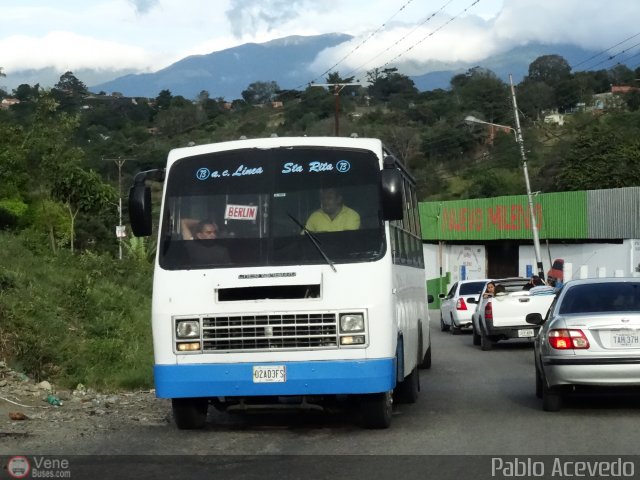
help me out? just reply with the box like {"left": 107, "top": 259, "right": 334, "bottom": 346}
{"left": 571, "top": 31, "right": 640, "bottom": 70}
{"left": 377, "top": 0, "right": 482, "bottom": 73}
{"left": 307, "top": 0, "right": 418, "bottom": 86}
{"left": 343, "top": 0, "right": 457, "bottom": 79}
{"left": 580, "top": 39, "right": 640, "bottom": 72}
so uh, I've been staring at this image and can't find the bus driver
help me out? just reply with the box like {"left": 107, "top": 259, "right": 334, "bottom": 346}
{"left": 305, "top": 188, "right": 360, "bottom": 232}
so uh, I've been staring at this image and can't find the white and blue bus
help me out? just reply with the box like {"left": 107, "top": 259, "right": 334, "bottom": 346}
{"left": 129, "top": 136, "right": 432, "bottom": 429}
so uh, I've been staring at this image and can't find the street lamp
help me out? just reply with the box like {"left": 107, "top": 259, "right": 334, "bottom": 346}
{"left": 464, "top": 75, "right": 545, "bottom": 279}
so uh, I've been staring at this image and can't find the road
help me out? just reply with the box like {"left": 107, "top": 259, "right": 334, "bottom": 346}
{"left": 4, "top": 317, "right": 640, "bottom": 478}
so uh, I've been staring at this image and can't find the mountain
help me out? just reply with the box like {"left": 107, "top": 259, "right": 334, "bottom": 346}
{"left": 410, "top": 43, "right": 603, "bottom": 90}
{"left": 2, "top": 35, "right": 616, "bottom": 101}
{"left": 91, "top": 33, "right": 353, "bottom": 100}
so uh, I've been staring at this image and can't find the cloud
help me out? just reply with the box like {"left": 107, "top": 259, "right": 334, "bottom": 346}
{"left": 224, "top": 0, "right": 317, "bottom": 37}
{"left": 0, "top": 31, "right": 153, "bottom": 73}
{"left": 128, "top": 0, "right": 159, "bottom": 15}
{"left": 309, "top": 0, "right": 640, "bottom": 81}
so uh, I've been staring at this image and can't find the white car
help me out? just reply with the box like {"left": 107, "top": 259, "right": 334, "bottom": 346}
{"left": 439, "top": 279, "right": 491, "bottom": 334}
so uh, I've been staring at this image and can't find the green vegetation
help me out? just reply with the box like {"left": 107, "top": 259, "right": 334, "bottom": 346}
{"left": 0, "top": 232, "right": 153, "bottom": 390}
{"left": 0, "top": 55, "right": 639, "bottom": 390}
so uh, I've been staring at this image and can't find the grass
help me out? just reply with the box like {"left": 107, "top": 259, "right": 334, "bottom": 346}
{"left": 0, "top": 232, "right": 154, "bottom": 391}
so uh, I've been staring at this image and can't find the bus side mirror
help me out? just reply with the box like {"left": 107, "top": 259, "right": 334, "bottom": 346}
{"left": 129, "top": 184, "right": 152, "bottom": 237}
{"left": 381, "top": 168, "right": 403, "bottom": 221}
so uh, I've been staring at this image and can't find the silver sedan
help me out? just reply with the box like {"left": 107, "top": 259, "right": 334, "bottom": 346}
{"left": 527, "top": 278, "right": 640, "bottom": 411}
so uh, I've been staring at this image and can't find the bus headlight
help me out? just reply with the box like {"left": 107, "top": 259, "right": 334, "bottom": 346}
{"left": 176, "top": 320, "right": 200, "bottom": 339}
{"left": 340, "top": 313, "right": 364, "bottom": 333}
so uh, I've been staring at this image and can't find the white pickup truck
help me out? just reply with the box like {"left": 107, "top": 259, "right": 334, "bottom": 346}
{"left": 472, "top": 277, "right": 556, "bottom": 351}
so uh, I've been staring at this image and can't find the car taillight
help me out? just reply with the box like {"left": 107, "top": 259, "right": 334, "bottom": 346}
{"left": 548, "top": 329, "right": 590, "bottom": 350}
{"left": 456, "top": 298, "right": 467, "bottom": 311}
{"left": 484, "top": 301, "right": 492, "bottom": 320}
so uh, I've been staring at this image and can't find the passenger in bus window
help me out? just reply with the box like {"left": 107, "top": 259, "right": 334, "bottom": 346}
{"left": 305, "top": 188, "right": 360, "bottom": 232}
{"left": 181, "top": 218, "right": 219, "bottom": 240}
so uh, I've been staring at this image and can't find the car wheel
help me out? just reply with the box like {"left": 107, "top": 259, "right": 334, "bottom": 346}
{"left": 419, "top": 344, "right": 432, "bottom": 369}
{"left": 361, "top": 391, "right": 393, "bottom": 429}
{"left": 172, "top": 398, "right": 208, "bottom": 429}
{"left": 535, "top": 366, "right": 543, "bottom": 399}
{"left": 472, "top": 326, "right": 481, "bottom": 346}
{"left": 394, "top": 366, "right": 420, "bottom": 404}
{"left": 542, "top": 381, "right": 562, "bottom": 412}
{"left": 480, "top": 330, "right": 494, "bottom": 351}
{"left": 450, "top": 314, "right": 460, "bottom": 335}
{"left": 440, "top": 314, "right": 450, "bottom": 332}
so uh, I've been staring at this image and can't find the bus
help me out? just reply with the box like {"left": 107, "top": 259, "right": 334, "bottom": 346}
{"left": 128, "top": 136, "right": 432, "bottom": 429}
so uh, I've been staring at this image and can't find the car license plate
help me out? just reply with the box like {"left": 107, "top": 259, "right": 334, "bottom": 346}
{"left": 612, "top": 332, "right": 640, "bottom": 348}
{"left": 518, "top": 329, "right": 535, "bottom": 338}
{"left": 252, "top": 365, "right": 286, "bottom": 383}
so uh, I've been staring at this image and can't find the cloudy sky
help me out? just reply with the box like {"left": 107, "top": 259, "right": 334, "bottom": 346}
{"left": 2, "top": 0, "right": 640, "bottom": 85}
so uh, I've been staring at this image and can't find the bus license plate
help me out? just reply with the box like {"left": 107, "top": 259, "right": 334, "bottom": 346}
{"left": 518, "top": 329, "right": 535, "bottom": 338}
{"left": 253, "top": 365, "right": 286, "bottom": 383}
{"left": 612, "top": 332, "right": 640, "bottom": 347}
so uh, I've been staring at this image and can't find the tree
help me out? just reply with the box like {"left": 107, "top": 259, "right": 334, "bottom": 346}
{"left": 52, "top": 166, "right": 116, "bottom": 254}
{"left": 517, "top": 81, "right": 555, "bottom": 120}
{"left": 555, "top": 113, "right": 640, "bottom": 190}
{"left": 451, "top": 67, "right": 509, "bottom": 123}
{"left": 526, "top": 55, "right": 571, "bottom": 87}
{"left": 367, "top": 67, "right": 418, "bottom": 103}
{"left": 241, "top": 81, "right": 280, "bottom": 105}
{"left": 155, "top": 89, "right": 173, "bottom": 110}
{"left": 52, "top": 71, "right": 89, "bottom": 112}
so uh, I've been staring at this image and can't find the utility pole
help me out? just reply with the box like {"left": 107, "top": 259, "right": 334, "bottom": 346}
{"left": 103, "top": 157, "right": 136, "bottom": 260}
{"left": 310, "top": 82, "right": 359, "bottom": 136}
{"left": 509, "top": 74, "right": 545, "bottom": 280}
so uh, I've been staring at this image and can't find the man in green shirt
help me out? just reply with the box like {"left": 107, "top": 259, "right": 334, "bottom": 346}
{"left": 305, "top": 188, "right": 360, "bottom": 232}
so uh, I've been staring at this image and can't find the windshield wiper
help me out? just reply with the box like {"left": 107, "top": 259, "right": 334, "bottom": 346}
{"left": 287, "top": 213, "right": 336, "bottom": 273}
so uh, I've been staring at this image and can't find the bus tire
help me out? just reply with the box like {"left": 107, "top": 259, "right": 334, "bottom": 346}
{"left": 394, "top": 366, "right": 420, "bottom": 404}
{"left": 172, "top": 398, "right": 208, "bottom": 429}
{"left": 360, "top": 391, "right": 393, "bottom": 429}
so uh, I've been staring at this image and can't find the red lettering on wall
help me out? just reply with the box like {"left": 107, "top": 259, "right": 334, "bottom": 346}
{"left": 488, "top": 206, "right": 504, "bottom": 230}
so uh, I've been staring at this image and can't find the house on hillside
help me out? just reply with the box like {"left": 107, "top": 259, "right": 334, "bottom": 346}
{"left": 0, "top": 98, "right": 20, "bottom": 109}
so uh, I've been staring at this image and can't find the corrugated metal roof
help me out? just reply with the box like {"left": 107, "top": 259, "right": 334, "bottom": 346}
{"left": 418, "top": 188, "right": 640, "bottom": 241}
{"left": 588, "top": 187, "right": 640, "bottom": 238}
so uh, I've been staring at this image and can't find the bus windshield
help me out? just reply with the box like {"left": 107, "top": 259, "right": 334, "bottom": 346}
{"left": 159, "top": 146, "right": 386, "bottom": 270}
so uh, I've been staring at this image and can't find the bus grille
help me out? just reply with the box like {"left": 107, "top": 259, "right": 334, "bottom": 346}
{"left": 201, "top": 313, "right": 338, "bottom": 351}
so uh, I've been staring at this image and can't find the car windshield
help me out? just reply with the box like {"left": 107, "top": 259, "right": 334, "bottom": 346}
{"left": 459, "top": 282, "right": 487, "bottom": 295}
{"left": 559, "top": 282, "right": 640, "bottom": 314}
{"left": 158, "top": 146, "right": 386, "bottom": 270}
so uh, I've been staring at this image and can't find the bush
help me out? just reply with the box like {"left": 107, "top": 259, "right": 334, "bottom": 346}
{"left": 0, "top": 232, "right": 154, "bottom": 390}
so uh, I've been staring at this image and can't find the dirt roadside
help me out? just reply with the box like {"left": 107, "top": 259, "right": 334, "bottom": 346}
{"left": 0, "top": 361, "right": 172, "bottom": 449}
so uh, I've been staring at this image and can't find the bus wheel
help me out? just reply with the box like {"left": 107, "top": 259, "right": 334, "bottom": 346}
{"left": 360, "top": 391, "right": 393, "bottom": 429}
{"left": 394, "top": 366, "right": 420, "bottom": 404}
{"left": 172, "top": 398, "right": 209, "bottom": 429}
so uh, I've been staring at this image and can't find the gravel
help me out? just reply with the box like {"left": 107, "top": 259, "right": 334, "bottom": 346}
{"left": 0, "top": 361, "right": 171, "bottom": 450}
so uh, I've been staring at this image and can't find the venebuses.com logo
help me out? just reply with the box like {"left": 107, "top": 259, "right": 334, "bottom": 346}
{"left": 6, "top": 456, "right": 30, "bottom": 478}
{"left": 5, "top": 455, "right": 71, "bottom": 478}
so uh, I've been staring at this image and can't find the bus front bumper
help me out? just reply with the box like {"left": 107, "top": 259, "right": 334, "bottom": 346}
{"left": 154, "top": 358, "right": 395, "bottom": 398}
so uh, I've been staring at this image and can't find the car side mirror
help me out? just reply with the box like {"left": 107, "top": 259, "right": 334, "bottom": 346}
{"left": 438, "top": 293, "right": 446, "bottom": 299}
{"left": 526, "top": 313, "right": 544, "bottom": 325}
